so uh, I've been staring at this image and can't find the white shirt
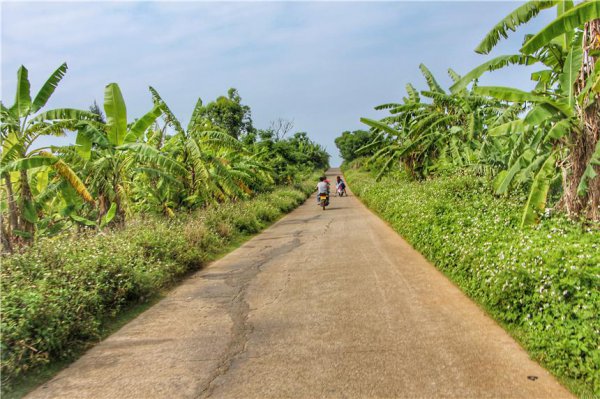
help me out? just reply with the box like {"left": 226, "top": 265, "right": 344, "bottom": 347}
{"left": 316, "top": 181, "right": 329, "bottom": 194}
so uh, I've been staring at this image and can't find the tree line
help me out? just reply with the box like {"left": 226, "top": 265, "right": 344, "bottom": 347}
{"left": 337, "top": 1, "right": 599, "bottom": 226}
{"left": 1, "top": 66, "right": 329, "bottom": 251}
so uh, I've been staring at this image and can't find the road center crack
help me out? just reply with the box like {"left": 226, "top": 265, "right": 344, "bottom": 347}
{"left": 196, "top": 236, "right": 302, "bottom": 399}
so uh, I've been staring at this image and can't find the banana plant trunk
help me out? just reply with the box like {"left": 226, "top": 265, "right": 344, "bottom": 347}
{"left": 1, "top": 215, "right": 12, "bottom": 253}
{"left": 98, "top": 193, "right": 109, "bottom": 221}
{"left": 4, "top": 174, "right": 19, "bottom": 234}
{"left": 564, "top": 19, "right": 600, "bottom": 221}
{"left": 19, "top": 170, "right": 35, "bottom": 239}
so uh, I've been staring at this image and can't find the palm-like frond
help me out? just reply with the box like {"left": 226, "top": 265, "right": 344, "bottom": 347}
{"left": 117, "top": 143, "right": 187, "bottom": 176}
{"left": 1, "top": 155, "right": 57, "bottom": 174}
{"left": 559, "top": 43, "right": 583, "bottom": 107}
{"left": 31, "top": 63, "right": 68, "bottom": 113}
{"left": 374, "top": 102, "right": 402, "bottom": 110}
{"left": 450, "top": 55, "right": 537, "bottom": 93}
{"left": 48, "top": 156, "right": 95, "bottom": 204}
{"left": 475, "top": 1, "right": 559, "bottom": 54}
{"left": 360, "top": 118, "right": 402, "bottom": 137}
{"left": 419, "top": 64, "right": 445, "bottom": 93}
{"left": 193, "top": 129, "right": 245, "bottom": 152}
{"left": 447, "top": 68, "right": 462, "bottom": 84}
{"left": 521, "top": 1, "right": 600, "bottom": 54}
{"left": 187, "top": 98, "right": 204, "bottom": 133}
{"left": 521, "top": 151, "right": 557, "bottom": 226}
{"left": 406, "top": 84, "right": 421, "bottom": 103}
{"left": 149, "top": 86, "right": 185, "bottom": 135}
{"left": 104, "top": 83, "right": 128, "bottom": 146}
{"left": 494, "top": 149, "right": 535, "bottom": 194}
{"left": 474, "top": 86, "right": 574, "bottom": 117}
{"left": 11, "top": 66, "right": 32, "bottom": 118}
{"left": 124, "top": 105, "right": 162, "bottom": 143}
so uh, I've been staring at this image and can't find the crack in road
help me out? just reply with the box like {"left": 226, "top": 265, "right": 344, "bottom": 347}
{"left": 197, "top": 235, "right": 302, "bottom": 399}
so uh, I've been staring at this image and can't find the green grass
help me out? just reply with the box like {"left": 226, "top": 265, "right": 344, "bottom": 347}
{"left": 344, "top": 168, "right": 600, "bottom": 398}
{"left": 0, "top": 296, "right": 161, "bottom": 399}
{"left": 2, "top": 229, "right": 270, "bottom": 399}
{"left": 0, "top": 180, "right": 316, "bottom": 397}
{"left": 1, "top": 228, "right": 282, "bottom": 399}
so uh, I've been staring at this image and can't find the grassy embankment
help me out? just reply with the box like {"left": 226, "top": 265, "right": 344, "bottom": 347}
{"left": 1, "top": 179, "right": 316, "bottom": 397}
{"left": 344, "top": 168, "right": 599, "bottom": 398}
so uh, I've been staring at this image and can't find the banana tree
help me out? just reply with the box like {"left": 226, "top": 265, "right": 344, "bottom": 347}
{"left": 360, "top": 65, "right": 507, "bottom": 180}
{"left": 75, "top": 83, "right": 177, "bottom": 224}
{"left": 452, "top": 0, "right": 600, "bottom": 223}
{"left": 149, "top": 87, "right": 263, "bottom": 207}
{"left": 0, "top": 63, "right": 95, "bottom": 246}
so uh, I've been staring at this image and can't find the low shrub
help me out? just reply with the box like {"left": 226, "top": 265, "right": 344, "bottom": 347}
{"left": 229, "top": 206, "right": 263, "bottom": 234}
{"left": 345, "top": 168, "right": 600, "bottom": 396}
{"left": 214, "top": 220, "right": 234, "bottom": 240}
{"left": 1, "top": 184, "right": 313, "bottom": 385}
{"left": 269, "top": 189, "right": 306, "bottom": 212}
{"left": 250, "top": 200, "right": 280, "bottom": 223}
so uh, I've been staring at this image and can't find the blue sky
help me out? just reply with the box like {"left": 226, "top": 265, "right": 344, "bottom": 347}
{"left": 1, "top": 1, "right": 555, "bottom": 166}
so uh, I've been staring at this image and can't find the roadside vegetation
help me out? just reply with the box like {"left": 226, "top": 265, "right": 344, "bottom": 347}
{"left": 354, "top": 2, "right": 599, "bottom": 226}
{"left": 1, "top": 181, "right": 315, "bottom": 394}
{"left": 337, "top": 2, "right": 600, "bottom": 396}
{"left": 344, "top": 168, "right": 599, "bottom": 397}
{"left": 1, "top": 64, "right": 328, "bottom": 390}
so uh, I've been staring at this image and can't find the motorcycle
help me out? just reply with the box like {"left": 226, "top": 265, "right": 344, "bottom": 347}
{"left": 337, "top": 186, "right": 347, "bottom": 197}
{"left": 319, "top": 193, "right": 329, "bottom": 210}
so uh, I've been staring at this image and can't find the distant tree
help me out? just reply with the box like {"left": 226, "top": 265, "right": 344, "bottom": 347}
{"left": 268, "top": 118, "right": 294, "bottom": 140}
{"left": 89, "top": 100, "right": 105, "bottom": 123}
{"left": 195, "top": 88, "right": 254, "bottom": 139}
{"left": 258, "top": 129, "right": 274, "bottom": 142}
{"left": 250, "top": 128, "right": 329, "bottom": 184}
{"left": 240, "top": 130, "right": 257, "bottom": 146}
{"left": 334, "top": 130, "right": 375, "bottom": 162}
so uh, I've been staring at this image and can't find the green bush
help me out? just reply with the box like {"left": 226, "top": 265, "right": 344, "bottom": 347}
{"left": 1, "top": 184, "right": 312, "bottom": 385}
{"left": 250, "top": 199, "right": 280, "bottom": 223}
{"left": 345, "top": 168, "right": 600, "bottom": 396}
{"left": 269, "top": 189, "right": 306, "bottom": 212}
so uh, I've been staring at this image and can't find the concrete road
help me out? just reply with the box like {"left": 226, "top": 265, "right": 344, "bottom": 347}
{"left": 28, "top": 169, "right": 572, "bottom": 399}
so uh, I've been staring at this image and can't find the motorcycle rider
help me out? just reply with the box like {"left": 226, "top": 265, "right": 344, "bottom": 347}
{"left": 336, "top": 176, "right": 346, "bottom": 196}
{"left": 316, "top": 176, "right": 330, "bottom": 205}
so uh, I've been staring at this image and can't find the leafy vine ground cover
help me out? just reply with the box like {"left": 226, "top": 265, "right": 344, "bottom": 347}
{"left": 0, "top": 180, "right": 314, "bottom": 392}
{"left": 344, "top": 168, "right": 600, "bottom": 398}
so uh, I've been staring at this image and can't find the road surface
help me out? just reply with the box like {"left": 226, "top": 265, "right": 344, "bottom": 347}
{"left": 28, "top": 169, "right": 572, "bottom": 399}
